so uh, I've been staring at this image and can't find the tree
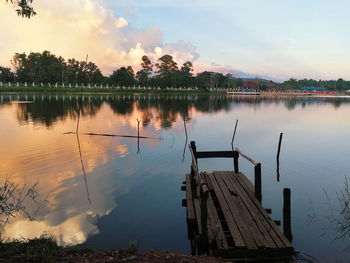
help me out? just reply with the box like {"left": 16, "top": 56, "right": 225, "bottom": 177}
{"left": 66, "top": 59, "right": 103, "bottom": 84}
{"left": 171, "top": 61, "right": 194, "bottom": 88}
{"left": 11, "top": 51, "right": 66, "bottom": 83}
{"left": 109, "top": 67, "right": 136, "bottom": 86}
{"left": 155, "top": 55, "right": 178, "bottom": 78}
{"left": 0, "top": 66, "right": 15, "bottom": 82}
{"left": 180, "top": 61, "right": 193, "bottom": 77}
{"left": 136, "top": 55, "right": 153, "bottom": 85}
{"left": 154, "top": 55, "right": 179, "bottom": 87}
{"left": 5, "top": 0, "right": 36, "bottom": 18}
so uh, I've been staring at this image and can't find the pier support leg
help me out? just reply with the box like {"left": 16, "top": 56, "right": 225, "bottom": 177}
{"left": 199, "top": 188, "right": 209, "bottom": 254}
{"left": 283, "top": 188, "right": 293, "bottom": 242}
{"left": 254, "top": 163, "right": 262, "bottom": 203}
{"left": 233, "top": 151, "right": 239, "bottom": 173}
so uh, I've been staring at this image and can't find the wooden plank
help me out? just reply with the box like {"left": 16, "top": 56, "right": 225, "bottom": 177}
{"left": 196, "top": 151, "right": 236, "bottom": 159}
{"left": 185, "top": 174, "right": 196, "bottom": 223}
{"left": 228, "top": 173, "right": 285, "bottom": 248}
{"left": 235, "top": 148, "right": 258, "bottom": 166}
{"left": 219, "top": 172, "right": 277, "bottom": 249}
{"left": 214, "top": 171, "right": 269, "bottom": 249}
{"left": 229, "top": 172, "right": 292, "bottom": 248}
{"left": 193, "top": 191, "right": 227, "bottom": 250}
{"left": 203, "top": 172, "right": 248, "bottom": 249}
{"left": 193, "top": 198, "right": 215, "bottom": 246}
{"left": 236, "top": 172, "right": 254, "bottom": 193}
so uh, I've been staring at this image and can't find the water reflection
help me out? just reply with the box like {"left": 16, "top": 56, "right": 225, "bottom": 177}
{"left": 2, "top": 94, "right": 350, "bottom": 129}
{"left": 1, "top": 93, "right": 350, "bottom": 261}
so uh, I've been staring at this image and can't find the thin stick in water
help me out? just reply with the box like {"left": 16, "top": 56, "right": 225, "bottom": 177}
{"left": 231, "top": 119, "right": 238, "bottom": 148}
{"left": 137, "top": 118, "right": 141, "bottom": 154}
{"left": 276, "top": 132, "right": 283, "bottom": 182}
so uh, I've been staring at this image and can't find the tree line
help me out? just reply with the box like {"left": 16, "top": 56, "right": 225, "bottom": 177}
{"left": 0, "top": 51, "right": 244, "bottom": 90}
{"left": 1, "top": 50, "right": 350, "bottom": 91}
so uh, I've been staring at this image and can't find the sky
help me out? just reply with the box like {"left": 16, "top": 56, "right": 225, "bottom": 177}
{"left": 1, "top": 0, "right": 350, "bottom": 80}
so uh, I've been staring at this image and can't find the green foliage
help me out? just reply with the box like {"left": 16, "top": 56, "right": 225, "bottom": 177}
{"left": 66, "top": 58, "right": 103, "bottom": 84}
{"left": 10, "top": 51, "right": 104, "bottom": 84}
{"left": 0, "top": 235, "right": 91, "bottom": 262}
{"left": 109, "top": 67, "right": 136, "bottom": 86}
{"left": 6, "top": 0, "right": 36, "bottom": 18}
{"left": 0, "top": 67, "right": 15, "bottom": 82}
{"left": 7, "top": 49, "right": 350, "bottom": 92}
{"left": 136, "top": 55, "right": 153, "bottom": 85}
{"left": 128, "top": 240, "right": 138, "bottom": 253}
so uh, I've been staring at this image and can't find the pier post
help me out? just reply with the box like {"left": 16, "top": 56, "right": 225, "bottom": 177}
{"left": 254, "top": 163, "right": 262, "bottom": 203}
{"left": 200, "top": 185, "right": 209, "bottom": 254}
{"left": 283, "top": 188, "right": 292, "bottom": 242}
{"left": 190, "top": 141, "right": 197, "bottom": 165}
{"left": 233, "top": 151, "right": 239, "bottom": 173}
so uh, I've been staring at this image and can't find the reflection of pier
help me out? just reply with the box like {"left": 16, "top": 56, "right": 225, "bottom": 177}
{"left": 182, "top": 141, "right": 293, "bottom": 261}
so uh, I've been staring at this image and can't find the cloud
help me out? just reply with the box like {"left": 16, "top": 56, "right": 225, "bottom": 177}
{"left": 115, "top": 17, "right": 128, "bottom": 28}
{"left": 0, "top": 0, "right": 199, "bottom": 75}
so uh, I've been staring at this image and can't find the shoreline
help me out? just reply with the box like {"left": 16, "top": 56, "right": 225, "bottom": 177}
{"left": 0, "top": 237, "right": 225, "bottom": 263}
{"left": 0, "top": 87, "right": 348, "bottom": 97}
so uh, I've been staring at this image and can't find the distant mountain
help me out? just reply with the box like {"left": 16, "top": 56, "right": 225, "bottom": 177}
{"left": 204, "top": 63, "right": 283, "bottom": 82}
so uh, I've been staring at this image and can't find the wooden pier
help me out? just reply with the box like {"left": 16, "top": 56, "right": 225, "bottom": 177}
{"left": 182, "top": 141, "right": 294, "bottom": 261}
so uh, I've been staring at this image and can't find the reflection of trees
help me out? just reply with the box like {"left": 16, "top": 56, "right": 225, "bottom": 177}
{"left": 102, "top": 95, "right": 232, "bottom": 129}
{"left": 16, "top": 98, "right": 103, "bottom": 127}
{"left": 8, "top": 94, "right": 350, "bottom": 128}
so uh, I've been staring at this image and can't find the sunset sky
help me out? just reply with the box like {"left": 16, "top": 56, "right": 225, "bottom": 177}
{"left": 1, "top": 0, "right": 350, "bottom": 80}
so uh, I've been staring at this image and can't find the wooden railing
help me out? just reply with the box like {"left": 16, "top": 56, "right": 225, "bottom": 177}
{"left": 189, "top": 141, "right": 262, "bottom": 203}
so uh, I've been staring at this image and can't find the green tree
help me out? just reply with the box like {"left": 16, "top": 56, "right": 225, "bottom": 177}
{"left": 154, "top": 55, "right": 179, "bottom": 87}
{"left": 0, "top": 66, "right": 15, "bottom": 82}
{"left": 5, "top": 0, "right": 36, "bottom": 18}
{"left": 155, "top": 55, "right": 178, "bottom": 77}
{"left": 11, "top": 51, "right": 66, "bottom": 83}
{"left": 66, "top": 59, "right": 103, "bottom": 84}
{"left": 171, "top": 61, "right": 194, "bottom": 88}
{"left": 136, "top": 55, "right": 153, "bottom": 85}
{"left": 109, "top": 67, "right": 136, "bottom": 86}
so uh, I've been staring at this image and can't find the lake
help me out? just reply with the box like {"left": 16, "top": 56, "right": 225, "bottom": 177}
{"left": 0, "top": 93, "right": 349, "bottom": 262}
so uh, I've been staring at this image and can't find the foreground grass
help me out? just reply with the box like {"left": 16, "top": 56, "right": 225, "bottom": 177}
{"left": 0, "top": 236, "right": 226, "bottom": 263}
{"left": 0, "top": 236, "right": 93, "bottom": 262}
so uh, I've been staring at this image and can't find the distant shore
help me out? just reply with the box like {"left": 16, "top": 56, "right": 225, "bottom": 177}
{"left": 0, "top": 86, "right": 349, "bottom": 97}
{"left": 0, "top": 86, "right": 219, "bottom": 94}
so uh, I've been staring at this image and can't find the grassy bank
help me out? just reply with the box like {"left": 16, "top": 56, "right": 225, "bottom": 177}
{"left": 0, "top": 86, "right": 224, "bottom": 94}
{"left": 0, "top": 236, "right": 225, "bottom": 263}
{"left": 0, "top": 236, "right": 92, "bottom": 262}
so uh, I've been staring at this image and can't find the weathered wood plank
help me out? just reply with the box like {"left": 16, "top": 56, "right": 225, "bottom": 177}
{"left": 200, "top": 175, "right": 229, "bottom": 249}
{"left": 185, "top": 174, "right": 196, "bottom": 223}
{"left": 214, "top": 171, "right": 269, "bottom": 249}
{"left": 235, "top": 148, "right": 258, "bottom": 166}
{"left": 203, "top": 172, "right": 248, "bottom": 249}
{"left": 194, "top": 185, "right": 228, "bottom": 250}
{"left": 196, "top": 151, "right": 236, "bottom": 159}
{"left": 236, "top": 172, "right": 254, "bottom": 193}
{"left": 220, "top": 172, "right": 277, "bottom": 249}
{"left": 229, "top": 172, "right": 292, "bottom": 248}
{"left": 228, "top": 173, "right": 285, "bottom": 248}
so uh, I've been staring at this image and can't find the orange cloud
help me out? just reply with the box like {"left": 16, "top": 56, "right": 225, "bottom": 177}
{"left": 0, "top": 0, "right": 199, "bottom": 75}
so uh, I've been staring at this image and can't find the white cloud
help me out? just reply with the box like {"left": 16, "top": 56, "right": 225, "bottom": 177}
{"left": 0, "top": 0, "right": 200, "bottom": 75}
{"left": 115, "top": 17, "right": 128, "bottom": 28}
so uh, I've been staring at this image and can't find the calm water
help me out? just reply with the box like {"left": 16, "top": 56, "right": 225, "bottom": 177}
{"left": 0, "top": 93, "right": 350, "bottom": 262}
